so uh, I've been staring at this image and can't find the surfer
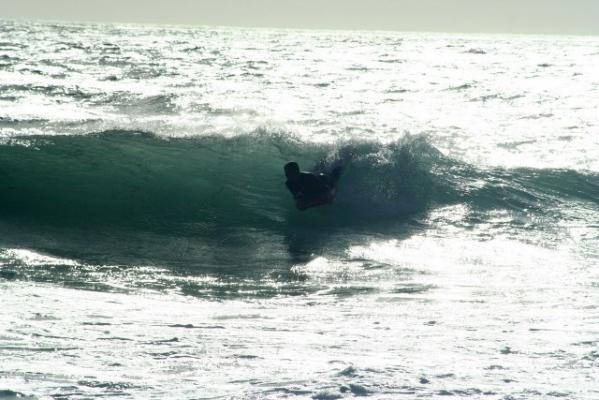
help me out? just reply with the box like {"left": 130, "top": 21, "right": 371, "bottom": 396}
{"left": 284, "top": 161, "right": 341, "bottom": 210}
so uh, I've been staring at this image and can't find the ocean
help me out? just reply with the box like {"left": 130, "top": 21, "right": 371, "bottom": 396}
{"left": 0, "top": 19, "right": 598, "bottom": 399}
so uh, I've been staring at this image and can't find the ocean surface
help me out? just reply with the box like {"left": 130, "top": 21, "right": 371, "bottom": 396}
{"left": 1, "top": 19, "right": 598, "bottom": 399}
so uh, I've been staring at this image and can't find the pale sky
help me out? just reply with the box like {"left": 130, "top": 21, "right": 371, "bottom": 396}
{"left": 2, "top": 0, "right": 599, "bottom": 35}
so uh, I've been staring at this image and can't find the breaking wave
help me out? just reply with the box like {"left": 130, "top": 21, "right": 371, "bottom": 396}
{"left": 0, "top": 130, "right": 596, "bottom": 267}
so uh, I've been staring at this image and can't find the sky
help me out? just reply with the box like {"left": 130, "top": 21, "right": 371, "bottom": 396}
{"left": 2, "top": 0, "right": 599, "bottom": 35}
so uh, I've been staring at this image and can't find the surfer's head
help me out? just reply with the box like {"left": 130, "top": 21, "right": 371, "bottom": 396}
{"left": 284, "top": 162, "right": 300, "bottom": 180}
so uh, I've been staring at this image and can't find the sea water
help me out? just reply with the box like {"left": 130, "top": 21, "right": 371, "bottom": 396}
{"left": 0, "top": 20, "right": 598, "bottom": 399}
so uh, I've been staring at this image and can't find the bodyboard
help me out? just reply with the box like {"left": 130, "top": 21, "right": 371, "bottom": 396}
{"left": 295, "top": 188, "right": 336, "bottom": 211}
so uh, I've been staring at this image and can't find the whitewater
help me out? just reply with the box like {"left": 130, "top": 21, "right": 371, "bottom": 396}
{"left": 1, "top": 19, "right": 598, "bottom": 399}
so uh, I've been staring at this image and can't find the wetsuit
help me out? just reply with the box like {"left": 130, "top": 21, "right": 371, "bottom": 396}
{"left": 286, "top": 166, "right": 342, "bottom": 210}
{"left": 285, "top": 172, "right": 331, "bottom": 200}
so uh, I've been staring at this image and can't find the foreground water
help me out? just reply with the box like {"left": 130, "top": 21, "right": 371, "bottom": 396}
{"left": 0, "top": 20, "right": 598, "bottom": 399}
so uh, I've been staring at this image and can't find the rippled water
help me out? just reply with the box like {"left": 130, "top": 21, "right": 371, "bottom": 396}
{"left": 0, "top": 20, "right": 598, "bottom": 399}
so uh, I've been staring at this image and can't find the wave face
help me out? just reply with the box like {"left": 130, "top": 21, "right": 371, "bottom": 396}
{"left": 0, "top": 131, "right": 442, "bottom": 267}
{"left": 1, "top": 131, "right": 597, "bottom": 268}
{"left": 0, "top": 132, "right": 454, "bottom": 227}
{"left": 1, "top": 131, "right": 292, "bottom": 228}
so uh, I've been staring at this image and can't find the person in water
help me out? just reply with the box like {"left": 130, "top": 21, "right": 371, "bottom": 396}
{"left": 284, "top": 161, "right": 341, "bottom": 210}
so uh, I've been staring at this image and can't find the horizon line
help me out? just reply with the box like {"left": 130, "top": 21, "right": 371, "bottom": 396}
{"left": 2, "top": 16, "right": 599, "bottom": 39}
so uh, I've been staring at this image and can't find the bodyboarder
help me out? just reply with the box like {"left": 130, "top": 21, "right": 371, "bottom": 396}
{"left": 284, "top": 161, "right": 341, "bottom": 210}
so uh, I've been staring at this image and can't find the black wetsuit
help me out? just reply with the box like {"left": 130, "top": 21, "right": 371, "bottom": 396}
{"left": 285, "top": 172, "right": 331, "bottom": 200}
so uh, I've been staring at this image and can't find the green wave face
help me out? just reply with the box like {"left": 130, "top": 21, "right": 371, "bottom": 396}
{"left": 0, "top": 131, "right": 597, "bottom": 269}
{"left": 0, "top": 131, "right": 444, "bottom": 227}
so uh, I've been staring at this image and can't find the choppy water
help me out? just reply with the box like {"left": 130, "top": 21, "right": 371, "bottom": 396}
{"left": 1, "top": 19, "right": 598, "bottom": 399}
